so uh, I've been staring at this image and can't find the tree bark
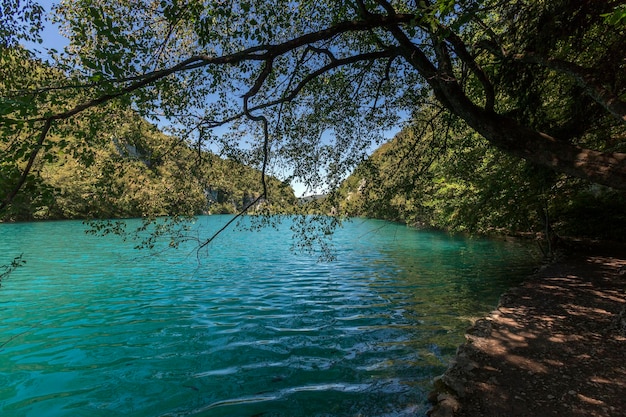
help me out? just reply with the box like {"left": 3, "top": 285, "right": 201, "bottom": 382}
{"left": 469, "top": 111, "right": 626, "bottom": 190}
{"left": 439, "top": 78, "right": 626, "bottom": 190}
{"left": 390, "top": 26, "right": 626, "bottom": 190}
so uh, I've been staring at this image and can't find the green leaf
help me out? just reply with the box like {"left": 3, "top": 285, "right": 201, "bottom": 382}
{"left": 602, "top": 5, "right": 626, "bottom": 27}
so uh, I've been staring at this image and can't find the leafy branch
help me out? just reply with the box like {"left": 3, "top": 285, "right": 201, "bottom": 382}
{"left": 0, "top": 12, "right": 414, "bottom": 212}
{"left": 0, "top": 254, "right": 26, "bottom": 286}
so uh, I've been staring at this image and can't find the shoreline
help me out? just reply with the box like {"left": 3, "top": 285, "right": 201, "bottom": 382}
{"left": 428, "top": 245, "right": 626, "bottom": 417}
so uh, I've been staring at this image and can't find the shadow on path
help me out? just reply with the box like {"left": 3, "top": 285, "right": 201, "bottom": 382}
{"left": 429, "top": 249, "right": 626, "bottom": 417}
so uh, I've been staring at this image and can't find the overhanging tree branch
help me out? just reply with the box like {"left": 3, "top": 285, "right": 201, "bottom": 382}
{"left": 0, "top": 119, "right": 51, "bottom": 211}
{"left": 478, "top": 41, "right": 626, "bottom": 124}
{"left": 382, "top": 8, "right": 626, "bottom": 190}
{"left": 510, "top": 52, "right": 626, "bottom": 124}
{"left": 0, "top": 14, "right": 411, "bottom": 211}
{"left": 193, "top": 50, "right": 396, "bottom": 130}
{"left": 444, "top": 30, "right": 495, "bottom": 111}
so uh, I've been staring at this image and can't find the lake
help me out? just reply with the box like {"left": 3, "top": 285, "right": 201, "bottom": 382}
{"left": 0, "top": 216, "right": 538, "bottom": 416}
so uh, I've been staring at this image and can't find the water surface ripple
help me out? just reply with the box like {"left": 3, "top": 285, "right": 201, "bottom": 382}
{"left": 0, "top": 217, "right": 538, "bottom": 416}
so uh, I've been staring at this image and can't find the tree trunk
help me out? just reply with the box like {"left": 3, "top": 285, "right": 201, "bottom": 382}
{"left": 468, "top": 110, "right": 626, "bottom": 190}
{"left": 391, "top": 26, "right": 626, "bottom": 190}
{"left": 432, "top": 75, "right": 626, "bottom": 190}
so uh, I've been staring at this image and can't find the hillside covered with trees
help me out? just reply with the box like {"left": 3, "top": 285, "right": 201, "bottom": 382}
{"left": 333, "top": 115, "right": 626, "bottom": 250}
{"left": 1, "top": 46, "right": 296, "bottom": 223}
{"left": 2, "top": 3, "right": 626, "bottom": 415}
{"left": 0, "top": 103, "right": 297, "bottom": 222}
{"left": 1, "top": 0, "right": 626, "bottom": 247}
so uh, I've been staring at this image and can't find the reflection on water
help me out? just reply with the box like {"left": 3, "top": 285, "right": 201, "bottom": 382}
{"left": 0, "top": 216, "right": 538, "bottom": 416}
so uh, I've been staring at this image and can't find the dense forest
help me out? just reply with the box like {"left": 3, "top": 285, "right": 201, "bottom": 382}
{"left": 332, "top": 116, "right": 626, "bottom": 248}
{"left": 0, "top": 104, "right": 297, "bottom": 223}
{"left": 0, "top": 47, "right": 297, "bottom": 223}
{"left": 2, "top": 0, "right": 626, "bottom": 250}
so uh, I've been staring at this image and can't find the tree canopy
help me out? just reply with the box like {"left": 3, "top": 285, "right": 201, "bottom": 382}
{"left": 0, "top": 43, "right": 296, "bottom": 224}
{"left": 1, "top": 0, "right": 626, "bottom": 234}
{"left": 334, "top": 111, "right": 626, "bottom": 254}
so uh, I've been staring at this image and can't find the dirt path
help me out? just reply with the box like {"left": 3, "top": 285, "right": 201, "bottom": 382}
{"left": 428, "top": 246, "right": 626, "bottom": 417}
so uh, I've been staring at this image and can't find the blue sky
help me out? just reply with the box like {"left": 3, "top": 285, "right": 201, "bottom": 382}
{"left": 26, "top": 1, "right": 402, "bottom": 198}
{"left": 26, "top": 6, "right": 320, "bottom": 197}
{"left": 26, "top": 1, "right": 68, "bottom": 60}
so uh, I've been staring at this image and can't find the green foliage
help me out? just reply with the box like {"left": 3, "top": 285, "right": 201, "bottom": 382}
{"left": 337, "top": 110, "right": 626, "bottom": 243}
{"left": 484, "top": 0, "right": 624, "bottom": 140}
{"left": 2, "top": 0, "right": 626, "bottom": 252}
{"left": 602, "top": 4, "right": 626, "bottom": 27}
{"left": 552, "top": 186, "right": 626, "bottom": 240}
{"left": 0, "top": 0, "right": 43, "bottom": 47}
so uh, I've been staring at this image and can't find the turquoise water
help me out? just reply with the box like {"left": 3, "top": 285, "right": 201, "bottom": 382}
{"left": 0, "top": 216, "right": 537, "bottom": 416}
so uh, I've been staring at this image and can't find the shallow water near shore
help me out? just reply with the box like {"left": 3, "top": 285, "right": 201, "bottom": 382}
{"left": 0, "top": 216, "right": 538, "bottom": 416}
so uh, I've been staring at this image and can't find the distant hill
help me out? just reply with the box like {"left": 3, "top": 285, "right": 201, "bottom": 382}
{"left": 0, "top": 47, "right": 296, "bottom": 222}
{"left": 1, "top": 113, "right": 296, "bottom": 221}
{"left": 297, "top": 194, "right": 326, "bottom": 204}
